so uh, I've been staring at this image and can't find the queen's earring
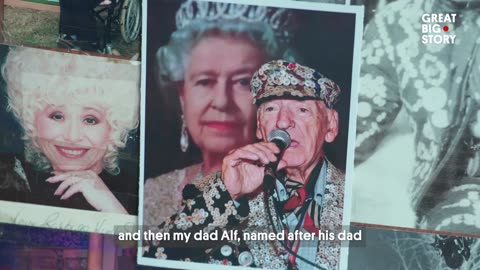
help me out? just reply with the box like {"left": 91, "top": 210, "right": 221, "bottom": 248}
{"left": 180, "top": 114, "right": 189, "bottom": 152}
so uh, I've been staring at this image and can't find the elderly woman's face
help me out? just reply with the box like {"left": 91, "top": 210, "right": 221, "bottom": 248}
{"left": 34, "top": 102, "right": 111, "bottom": 173}
{"left": 180, "top": 35, "right": 263, "bottom": 155}
{"left": 257, "top": 99, "right": 338, "bottom": 170}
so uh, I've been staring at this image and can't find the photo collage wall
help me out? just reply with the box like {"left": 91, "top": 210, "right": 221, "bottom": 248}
{"left": 0, "top": 0, "right": 478, "bottom": 269}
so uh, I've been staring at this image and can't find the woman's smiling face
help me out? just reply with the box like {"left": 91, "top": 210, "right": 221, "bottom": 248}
{"left": 180, "top": 35, "right": 265, "bottom": 155}
{"left": 34, "top": 102, "right": 111, "bottom": 173}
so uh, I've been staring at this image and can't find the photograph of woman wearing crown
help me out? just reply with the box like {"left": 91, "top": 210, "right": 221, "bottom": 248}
{"left": 140, "top": 0, "right": 363, "bottom": 269}
{"left": 142, "top": 0, "right": 299, "bottom": 228}
{"left": 0, "top": 45, "right": 140, "bottom": 217}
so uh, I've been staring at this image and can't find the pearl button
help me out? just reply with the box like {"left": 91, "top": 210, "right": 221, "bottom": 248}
{"left": 238, "top": 251, "right": 254, "bottom": 266}
{"left": 220, "top": 245, "right": 233, "bottom": 257}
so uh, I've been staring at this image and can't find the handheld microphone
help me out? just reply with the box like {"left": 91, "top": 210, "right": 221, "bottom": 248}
{"left": 261, "top": 129, "right": 325, "bottom": 270}
{"left": 263, "top": 129, "right": 291, "bottom": 193}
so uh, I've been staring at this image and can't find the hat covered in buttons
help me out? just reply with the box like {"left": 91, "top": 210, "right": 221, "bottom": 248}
{"left": 250, "top": 60, "right": 341, "bottom": 108}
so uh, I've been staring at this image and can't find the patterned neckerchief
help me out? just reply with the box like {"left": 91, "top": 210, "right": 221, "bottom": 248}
{"left": 281, "top": 160, "right": 325, "bottom": 233}
{"left": 272, "top": 160, "right": 327, "bottom": 269}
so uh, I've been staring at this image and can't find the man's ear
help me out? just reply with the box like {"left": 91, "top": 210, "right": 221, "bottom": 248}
{"left": 256, "top": 112, "right": 263, "bottom": 140}
{"left": 324, "top": 109, "right": 339, "bottom": 143}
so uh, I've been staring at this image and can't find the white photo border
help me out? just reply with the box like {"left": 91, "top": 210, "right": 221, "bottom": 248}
{"left": 0, "top": 47, "right": 140, "bottom": 235}
{"left": 137, "top": 0, "right": 364, "bottom": 269}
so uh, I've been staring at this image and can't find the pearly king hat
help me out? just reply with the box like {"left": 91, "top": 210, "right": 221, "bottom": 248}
{"left": 250, "top": 60, "right": 341, "bottom": 108}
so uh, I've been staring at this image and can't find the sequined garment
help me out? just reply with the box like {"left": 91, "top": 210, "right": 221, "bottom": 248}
{"left": 142, "top": 160, "right": 344, "bottom": 269}
{"left": 143, "top": 164, "right": 203, "bottom": 227}
{"left": 348, "top": 226, "right": 480, "bottom": 270}
{"left": 250, "top": 60, "right": 341, "bottom": 107}
{"left": 355, "top": 0, "right": 480, "bottom": 234}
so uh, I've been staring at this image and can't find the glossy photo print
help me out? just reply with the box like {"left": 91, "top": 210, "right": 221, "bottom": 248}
{"left": 352, "top": 0, "right": 480, "bottom": 237}
{"left": 0, "top": 44, "right": 140, "bottom": 233}
{"left": 138, "top": 0, "right": 364, "bottom": 269}
{"left": 0, "top": 223, "right": 137, "bottom": 269}
{"left": 0, "top": 0, "right": 141, "bottom": 59}
{"left": 348, "top": 225, "right": 480, "bottom": 270}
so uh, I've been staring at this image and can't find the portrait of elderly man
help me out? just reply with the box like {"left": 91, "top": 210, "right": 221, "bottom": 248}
{"left": 142, "top": 0, "right": 359, "bottom": 233}
{"left": 143, "top": 60, "right": 345, "bottom": 270}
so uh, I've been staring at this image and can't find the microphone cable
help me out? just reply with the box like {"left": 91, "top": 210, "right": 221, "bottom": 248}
{"left": 262, "top": 182, "right": 327, "bottom": 270}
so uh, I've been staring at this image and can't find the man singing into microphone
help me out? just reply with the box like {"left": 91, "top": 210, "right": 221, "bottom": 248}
{"left": 143, "top": 60, "right": 345, "bottom": 270}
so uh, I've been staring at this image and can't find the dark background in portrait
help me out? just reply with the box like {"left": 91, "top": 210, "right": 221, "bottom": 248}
{"left": 0, "top": 46, "right": 24, "bottom": 157}
{"left": 0, "top": 44, "right": 140, "bottom": 213}
{"left": 144, "top": 0, "right": 357, "bottom": 178}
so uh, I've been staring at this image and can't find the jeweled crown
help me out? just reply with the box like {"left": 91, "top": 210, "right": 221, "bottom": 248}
{"left": 175, "top": 0, "right": 296, "bottom": 43}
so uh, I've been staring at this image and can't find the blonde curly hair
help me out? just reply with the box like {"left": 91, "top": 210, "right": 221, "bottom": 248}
{"left": 4, "top": 47, "right": 140, "bottom": 175}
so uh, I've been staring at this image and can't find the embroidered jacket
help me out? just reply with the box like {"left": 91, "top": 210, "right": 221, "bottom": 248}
{"left": 355, "top": 0, "right": 480, "bottom": 233}
{"left": 143, "top": 159, "right": 344, "bottom": 269}
{"left": 143, "top": 164, "right": 203, "bottom": 227}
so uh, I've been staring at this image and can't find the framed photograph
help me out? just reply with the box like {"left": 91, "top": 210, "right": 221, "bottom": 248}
{"left": 352, "top": 0, "right": 480, "bottom": 237}
{"left": 0, "top": 222, "right": 137, "bottom": 269}
{"left": 138, "top": 0, "right": 364, "bottom": 269}
{"left": 348, "top": 224, "right": 480, "bottom": 270}
{"left": 0, "top": 44, "right": 140, "bottom": 233}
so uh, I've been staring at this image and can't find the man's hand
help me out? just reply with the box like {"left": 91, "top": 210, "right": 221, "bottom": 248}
{"left": 222, "top": 142, "right": 286, "bottom": 200}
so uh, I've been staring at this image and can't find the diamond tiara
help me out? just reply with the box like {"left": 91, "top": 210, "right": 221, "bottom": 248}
{"left": 175, "top": 0, "right": 296, "bottom": 43}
